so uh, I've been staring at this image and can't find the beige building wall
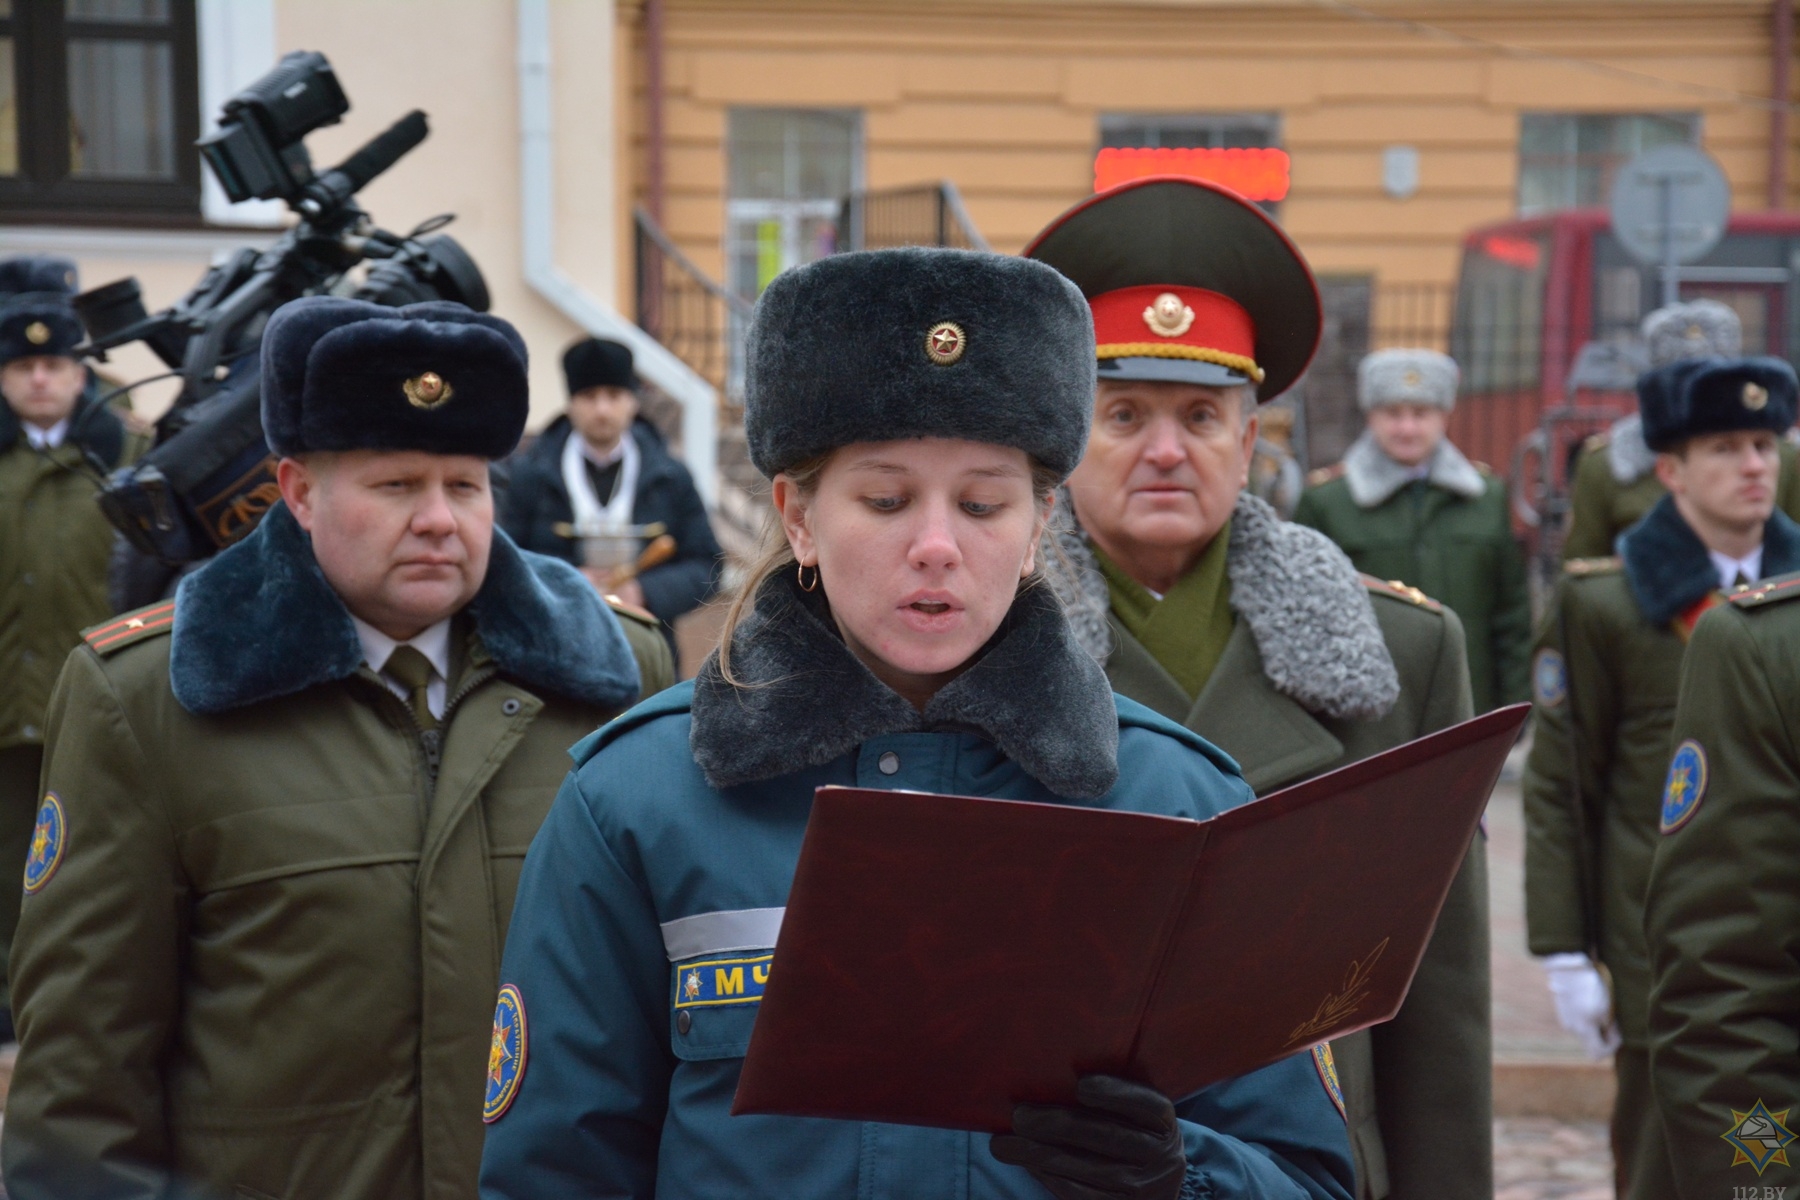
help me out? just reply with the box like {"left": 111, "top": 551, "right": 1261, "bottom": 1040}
{"left": 631, "top": 0, "right": 1796, "bottom": 298}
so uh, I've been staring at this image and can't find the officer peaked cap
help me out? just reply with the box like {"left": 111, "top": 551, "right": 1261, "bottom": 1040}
{"left": 1638, "top": 356, "right": 1798, "bottom": 453}
{"left": 564, "top": 337, "right": 637, "bottom": 395}
{"left": 1023, "top": 177, "right": 1321, "bottom": 402}
{"left": 0, "top": 254, "right": 84, "bottom": 367}
{"left": 261, "top": 297, "right": 529, "bottom": 459}
{"left": 744, "top": 247, "right": 1094, "bottom": 480}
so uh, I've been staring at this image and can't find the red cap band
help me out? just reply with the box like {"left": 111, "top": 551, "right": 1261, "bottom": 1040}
{"left": 1089, "top": 284, "right": 1262, "bottom": 382}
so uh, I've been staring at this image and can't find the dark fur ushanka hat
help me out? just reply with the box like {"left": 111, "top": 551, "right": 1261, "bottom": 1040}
{"left": 563, "top": 337, "right": 636, "bottom": 395}
{"left": 261, "top": 297, "right": 529, "bottom": 459}
{"left": 0, "top": 255, "right": 83, "bottom": 366}
{"left": 1639, "top": 356, "right": 1799, "bottom": 452}
{"left": 744, "top": 247, "right": 1095, "bottom": 480}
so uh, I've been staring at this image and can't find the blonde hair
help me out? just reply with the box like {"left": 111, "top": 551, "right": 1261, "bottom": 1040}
{"left": 715, "top": 449, "right": 1062, "bottom": 688}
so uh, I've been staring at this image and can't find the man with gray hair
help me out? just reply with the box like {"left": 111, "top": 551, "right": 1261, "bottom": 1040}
{"left": 1564, "top": 299, "right": 1800, "bottom": 558}
{"left": 1294, "top": 348, "right": 1531, "bottom": 713}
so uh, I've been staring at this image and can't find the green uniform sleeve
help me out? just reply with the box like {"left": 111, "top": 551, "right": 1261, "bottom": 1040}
{"left": 1522, "top": 578, "right": 1614, "bottom": 957}
{"left": 1, "top": 650, "right": 183, "bottom": 1200}
{"left": 1490, "top": 481, "right": 1534, "bottom": 707}
{"left": 1647, "top": 605, "right": 1800, "bottom": 1196}
{"left": 1368, "top": 604, "right": 1493, "bottom": 1200}
{"left": 1561, "top": 447, "right": 1615, "bottom": 562}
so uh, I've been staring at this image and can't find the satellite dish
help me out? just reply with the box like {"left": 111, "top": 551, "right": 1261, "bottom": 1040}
{"left": 1609, "top": 145, "right": 1730, "bottom": 288}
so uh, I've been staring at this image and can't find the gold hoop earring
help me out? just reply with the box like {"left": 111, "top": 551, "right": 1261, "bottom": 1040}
{"left": 796, "top": 563, "right": 820, "bottom": 592}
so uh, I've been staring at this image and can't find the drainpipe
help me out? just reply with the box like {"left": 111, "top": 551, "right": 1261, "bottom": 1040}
{"left": 1774, "top": 0, "right": 1793, "bottom": 209}
{"left": 517, "top": 0, "right": 717, "bottom": 506}
{"left": 646, "top": 0, "right": 666, "bottom": 227}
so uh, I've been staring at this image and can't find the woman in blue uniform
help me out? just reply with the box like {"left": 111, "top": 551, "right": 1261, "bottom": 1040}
{"left": 478, "top": 248, "right": 1354, "bottom": 1200}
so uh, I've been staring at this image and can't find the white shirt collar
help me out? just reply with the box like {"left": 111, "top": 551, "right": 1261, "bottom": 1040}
{"left": 24, "top": 419, "right": 68, "bottom": 451}
{"left": 580, "top": 435, "right": 628, "bottom": 469}
{"left": 1708, "top": 546, "right": 1764, "bottom": 590}
{"left": 352, "top": 616, "right": 453, "bottom": 682}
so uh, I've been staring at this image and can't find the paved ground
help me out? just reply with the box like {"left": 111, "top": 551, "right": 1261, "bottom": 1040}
{"left": 1496, "top": 1118, "right": 1615, "bottom": 1200}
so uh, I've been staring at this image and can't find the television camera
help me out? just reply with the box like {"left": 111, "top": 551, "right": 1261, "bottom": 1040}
{"left": 75, "top": 50, "right": 490, "bottom": 581}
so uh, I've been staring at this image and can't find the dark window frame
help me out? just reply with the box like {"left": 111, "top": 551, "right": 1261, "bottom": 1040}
{"left": 0, "top": 0, "right": 202, "bottom": 225}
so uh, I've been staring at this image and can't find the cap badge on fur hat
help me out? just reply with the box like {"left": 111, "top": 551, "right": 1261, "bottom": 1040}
{"left": 925, "top": 321, "right": 966, "bottom": 365}
{"left": 1144, "top": 292, "right": 1195, "bottom": 338}
{"left": 1403, "top": 369, "right": 1422, "bottom": 387}
{"left": 24, "top": 322, "right": 49, "bottom": 346}
{"left": 1744, "top": 381, "right": 1769, "bottom": 411}
{"left": 404, "top": 370, "right": 453, "bottom": 410}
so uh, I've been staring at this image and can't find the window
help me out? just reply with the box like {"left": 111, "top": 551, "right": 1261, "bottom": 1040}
{"left": 726, "top": 108, "right": 860, "bottom": 300}
{"left": 1097, "top": 114, "right": 1286, "bottom": 207}
{"left": 1450, "top": 231, "right": 1551, "bottom": 393}
{"left": 0, "top": 0, "right": 201, "bottom": 221}
{"left": 1518, "top": 112, "right": 1699, "bottom": 215}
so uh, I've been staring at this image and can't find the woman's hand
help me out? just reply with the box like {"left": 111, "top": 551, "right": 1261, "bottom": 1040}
{"left": 990, "top": 1075, "right": 1187, "bottom": 1200}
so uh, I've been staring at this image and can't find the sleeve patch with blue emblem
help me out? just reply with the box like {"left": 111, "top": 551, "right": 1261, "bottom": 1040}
{"left": 1532, "top": 649, "right": 1567, "bottom": 708}
{"left": 674, "top": 954, "right": 773, "bottom": 1009}
{"left": 1660, "top": 739, "right": 1709, "bottom": 834}
{"left": 483, "top": 983, "right": 527, "bottom": 1124}
{"left": 1312, "top": 1043, "right": 1345, "bottom": 1120}
{"left": 22, "top": 793, "right": 65, "bottom": 894}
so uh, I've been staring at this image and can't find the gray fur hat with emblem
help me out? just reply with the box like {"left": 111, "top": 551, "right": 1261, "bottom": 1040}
{"left": 744, "top": 246, "right": 1095, "bottom": 481}
{"left": 1357, "top": 347, "right": 1459, "bottom": 413}
{"left": 1642, "top": 299, "right": 1741, "bottom": 368}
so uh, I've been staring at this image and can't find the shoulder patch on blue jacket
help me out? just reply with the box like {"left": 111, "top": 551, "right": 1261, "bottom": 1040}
{"left": 1112, "top": 693, "right": 1244, "bottom": 780}
{"left": 571, "top": 678, "right": 696, "bottom": 766}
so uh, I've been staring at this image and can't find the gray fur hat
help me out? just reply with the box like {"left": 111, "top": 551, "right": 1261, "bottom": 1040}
{"left": 744, "top": 247, "right": 1095, "bottom": 480}
{"left": 1358, "top": 348, "right": 1459, "bottom": 412}
{"left": 1642, "top": 299, "right": 1741, "bottom": 368}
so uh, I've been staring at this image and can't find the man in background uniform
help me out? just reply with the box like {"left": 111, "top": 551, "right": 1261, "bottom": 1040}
{"left": 1563, "top": 299, "right": 1800, "bottom": 558}
{"left": 1645, "top": 571, "right": 1800, "bottom": 1198}
{"left": 0, "top": 254, "right": 143, "bottom": 1039}
{"left": 1295, "top": 348, "right": 1530, "bottom": 712}
{"left": 3, "top": 298, "right": 671, "bottom": 1200}
{"left": 1524, "top": 355, "right": 1800, "bottom": 1199}
{"left": 1030, "top": 177, "right": 1489, "bottom": 1200}
{"left": 503, "top": 336, "right": 720, "bottom": 650}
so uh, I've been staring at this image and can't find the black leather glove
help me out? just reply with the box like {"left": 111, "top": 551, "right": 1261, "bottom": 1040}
{"left": 989, "top": 1074, "right": 1187, "bottom": 1200}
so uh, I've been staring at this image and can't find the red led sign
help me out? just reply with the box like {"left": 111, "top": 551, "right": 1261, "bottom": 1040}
{"left": 1093, "top": 147, "right": 1291, "bottom": 201}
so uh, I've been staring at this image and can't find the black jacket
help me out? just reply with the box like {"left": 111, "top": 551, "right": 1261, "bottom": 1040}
{"left": 501, "top": 417, "right": 722, "bottom": 626}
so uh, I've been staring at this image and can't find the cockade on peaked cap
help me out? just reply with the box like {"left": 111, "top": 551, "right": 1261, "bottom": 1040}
{"left": 743, "top": 246, "right": 1096, "bottom": 481}
{"left": 260, "top": 297, "right": 530, "bottom": 460}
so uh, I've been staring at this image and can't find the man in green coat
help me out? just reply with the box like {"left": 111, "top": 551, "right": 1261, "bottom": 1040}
{"left": 2, "top": 298, "right": 672, "bottom": 1200}
{"left": 1563, "top": 299, "right": 1800, "bottom": 559}
{"left": 0, "top": 255, "right": 145, "bottom": 1036}
{"left": 1524, "top": 354, "right": 1800, "bottom": 1199}
{"left": 1029, "top": 177, "right": 1488, "bottom": 1200}
{"left": 1294, "top": 348, "right": 1530, "bottom": 712}
{"left": 1643, "top": 572, "right": 1800, "bottom": 1197}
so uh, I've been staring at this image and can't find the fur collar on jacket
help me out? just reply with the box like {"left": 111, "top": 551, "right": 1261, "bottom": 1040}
{"left": 1340, "top": 431, "right": 1486, "bottom": 508}
{"left": 0, "top": 387, "right": 126, "bottom": 466}
{"left": 168, "top": 502, "right": 642, "bottom": 715}
{"left": 1044, "top": 491, "right": 1400, "bottom": 722}
{"left": 1619, "top": 494, "right": 1800, "bottom": 626}
{"left": 689, "top": 571, "right": 1120, "bottom": 798}
{"left": 1605, "top": 414, "right": 1656, "bottom": 484}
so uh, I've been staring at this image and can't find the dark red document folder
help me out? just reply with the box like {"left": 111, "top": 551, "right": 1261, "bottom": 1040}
{"left": 733, "top": 703, "right": 1528, "bottom": 1132}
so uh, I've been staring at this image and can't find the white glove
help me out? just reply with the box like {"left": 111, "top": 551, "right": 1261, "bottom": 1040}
{"left": 1542, "top": 953, "right": 1621, "bottom": 1059}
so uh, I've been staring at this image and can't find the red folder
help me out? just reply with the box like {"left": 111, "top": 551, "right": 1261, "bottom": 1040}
{"left": 732, "top": 703, "right": 1528, "bottom": 1132}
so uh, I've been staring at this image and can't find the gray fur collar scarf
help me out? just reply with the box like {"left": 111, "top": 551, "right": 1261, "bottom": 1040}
{"left": 1044, "top": 491, "right": 1401, "bottom": 722}
{"left": 1605, "top": 414, "right": 1656, "bottom": 484}
{"left": 689, "top": 572, "right": 1120, "bottom": 798}
{"left": 1341, "top": 431, "right": 1486, "bottom": 507}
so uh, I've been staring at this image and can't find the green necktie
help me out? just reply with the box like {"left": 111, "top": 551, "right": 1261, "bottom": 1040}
{"left": 382, "top": 645, "right": 439, "bottom": 732}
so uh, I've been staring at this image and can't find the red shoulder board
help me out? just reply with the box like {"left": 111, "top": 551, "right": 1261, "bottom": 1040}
{"left": 82, "top": 601, "right": 175, "bottom": 655}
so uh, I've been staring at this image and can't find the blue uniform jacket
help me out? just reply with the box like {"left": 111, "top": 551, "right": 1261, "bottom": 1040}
{"left": 479, "top": 681, "right": 1354, "bottom": 1200}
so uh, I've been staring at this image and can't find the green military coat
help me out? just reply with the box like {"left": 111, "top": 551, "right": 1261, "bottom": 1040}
{"left": 0, "top": 397, "right": 145, "bottom": 748}
{"left": 1646, "top": 573, "right": 1800, "bottom": 1196}
{"left": 1294, "top": 435, "right": 1531, "bottom": 712}
{"left": 1048, "top": 492, "right": 1490, "bottom": 1200}
{"left": 1562, "top": 425, "right": 1800, "bottom": 561}
{"left": 2, "top": 505, "right": 672, "bottom": 1200}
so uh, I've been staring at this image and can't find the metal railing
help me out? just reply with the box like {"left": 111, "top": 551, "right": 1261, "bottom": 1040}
{"left": 634, "top": 206, "right": 755, "bottom": 404}
{"left": 837, "top": 182, "right": 991, "bottom": 253}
